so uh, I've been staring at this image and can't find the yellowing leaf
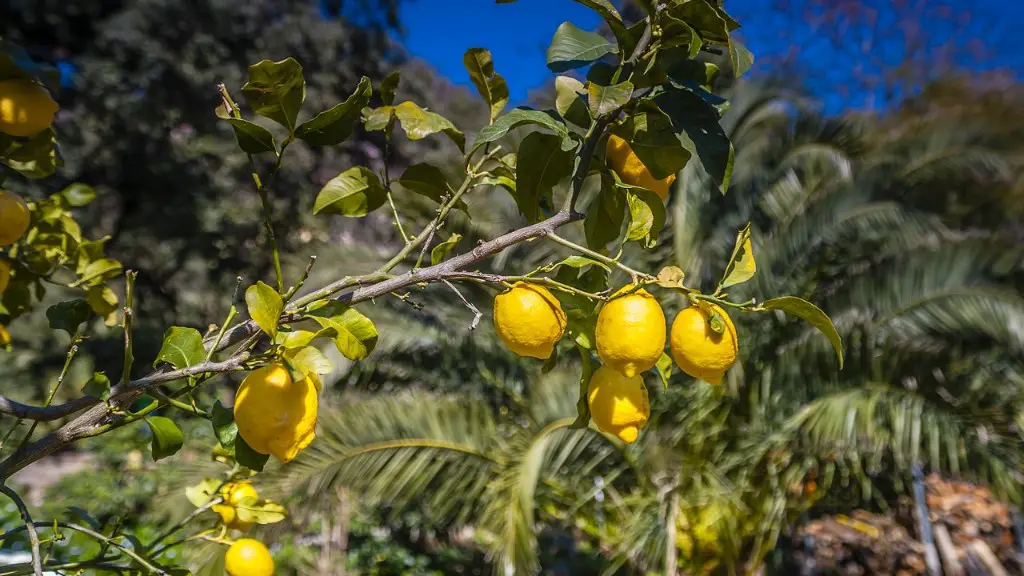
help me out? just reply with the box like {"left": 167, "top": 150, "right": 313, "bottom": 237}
{"left": 185, "top": 478, "right": 222, "bottom": 508}
{"left": 245, "top": 281, "right": 283, "bottom": 338}
{"left": 719, "top": 223, "right": 755, "bottom": 290}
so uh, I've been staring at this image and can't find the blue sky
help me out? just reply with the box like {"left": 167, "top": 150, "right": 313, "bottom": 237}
{"left": 398, "top": 0, "right": 1023, "bottom": 113}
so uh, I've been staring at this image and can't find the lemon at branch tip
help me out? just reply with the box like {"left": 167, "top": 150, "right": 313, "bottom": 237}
{"left": 587, "top": 365, "right": 650, "bottom": 443}
{"left": 606, "top": 134, "right": 676, "bottom": 201}
{"left": 225, "top": 538, "right": 274, "bottom": 576}
{"left": 493, "top": 282, "right": 566, "bottom": 360}
{"left": 234, "top": 363, "right": 318, "bottom": 463}
{"left": 670, "top": 302, "right": 738, "bottom": 385}
{"left": 0, "top": 79, "right": 58, "bottom": 138}
{"left": 0, "top": 190, "right": 30, "bottom": 247}
{"left": 595, "top": 286, "right": 666, "bottom": 378}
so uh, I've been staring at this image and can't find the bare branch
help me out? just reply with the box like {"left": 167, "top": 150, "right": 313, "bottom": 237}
{"left": 0, "top": 484, "right": 42, "bottom": 576}
{"left": 443, "top": 280, "right": 482, "bottom": 330}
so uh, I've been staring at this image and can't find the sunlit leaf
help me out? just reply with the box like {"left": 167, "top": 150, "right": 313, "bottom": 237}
{"left": 546, "top": 22, "right": 617, "bottom": 73}
{"left": 762, "top": 296, "right": 844, "bottom": 369}
{"left": 245, "top": 281, "right": 283, "bottom": 338}
{"left": 153, "top": 326, "right": 205, "bottom": 369}
{"left": 364, "top": 101, "right": 465, "bottom": 150}
{"left": 554, "top": 76, "right": 590, "bottom": 128}
{"left": 586, "top": 80, "right": 633, "bottom": 118}
{"left": 314, "top": 166, "right": 387, "bottom": 217}
{"left": 303, "top": 301, "right": 378, "bottom": 361}
{"left": 431, "top": 233, "right": 462, "bottom": 266}
{"left": 463, "top": 48, "right": 509, "bottom": 124}
{"left": 241, "top": 58, "right": 305, "bottom": 133}
{"left": 474, "top": 108, "right": 575, "bottom": 153}
{"left": 82, "top": 372, "right": 110, "bottom": 401}
{"left": 718, "top": 223, "right": 756, "bottom": 289}
{"left": 296, "top": 76, "right": 371, "bottom": 146}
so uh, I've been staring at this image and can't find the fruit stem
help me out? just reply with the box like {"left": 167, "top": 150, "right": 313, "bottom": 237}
{"left": 691, "top": 293, "right": 757, "bottom": 311}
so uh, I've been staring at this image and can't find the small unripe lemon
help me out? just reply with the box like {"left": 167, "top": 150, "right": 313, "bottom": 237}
{"left": 606, "top": 134, "right": 676, "bottom": 201}
{"left": 595, "top": 287, "right": 666, "bottom": 377}
{"left": 234, "top": 364, "right": 318, "bottom": 463}
{"left": 0, "top": 260, "right": 10, "bottom": 293}
{"left": 493, "top": 282, "right": 566, "bottom": 359}
{"left": 225, "top": 538, "right": 274, "bottom": 576}
{"left": 669, "top": 303, "right": 738, "bottom": 385}
{"left": 0, "top": 191, "right": 30, "bottom": 247}
{"left": 587, "top": 365, "right": 649, "bottom": 443}
{"left": 213, "top": 481, "right": 259, "bottom": 532}
{"left": 0, "top": 79, "right": 58, "bottom": 137}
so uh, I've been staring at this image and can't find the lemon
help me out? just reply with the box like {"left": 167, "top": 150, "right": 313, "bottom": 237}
{"left": 669, "top": 303, "right": 738, "bottom": 385}
{"left": 225, "top": 538, "right": 274, "bottom": 576}
{"left": 234, "top": 364, "right": 318, "bottom": 463}
{"left": 587, "top": 365, "right": 650, "bottom": 443}
{"left": 0, "top": 260, "right": 10, "bottom": 293}
{"left": 0, "top": 324, "right": 9, "bottom": 347}
{"left": 0, "top": 191, "right": 30, "bottom": 247}
{"left": 493, "top": 282, "right": 566, "bottom": 359}
{"left": 213, "top": 481, "right": 259, "bottom": 532}
{"left": 0, "top": 79, "right": 58, "bottom": 137}
{"left": 595, "top": 287, "right": 666, "bottom": 377}
{"left": 606, "top": 134, "right": 676, "bottom": 201}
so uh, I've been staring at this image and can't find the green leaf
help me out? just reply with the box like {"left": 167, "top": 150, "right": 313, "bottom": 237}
{"left": 60, "top": 183, "right": 97, "bottom": 207}
{"left": 185, "top": 479, "right": 222, "bottom": 508}
{"left": 235, "top": 499, "right": 288, "bottom": 525}
{"left": 586, "top": 80, "right": 633, "bottom": 118}
{"left": 547, "top": 255, "right": 611, "bottom": 273}
{"left": 541, "top": 345, "right": 560, "bottom": 374}
{"left": 295, "top": 76, "right": 372, "bottom": 146}
{"left": 570, "top": 345, "right": 594, "bottom": 429}
{"left": 234, "top": 435, "right": 270, "bottom": 472}
{"left": 397, "top": 163, "right": 450, "bottom": 204}
{"left": 211, "top": 400, "right": 238, "bottom": 449}
{"left": 571, "top": 0, "right": 629, "bottom": 46}
{"left": 64, "top": 507, "right": 101, "bottom": 530}
{"left": 79, "top": 258, "right": 123, "bottom": 285}
{"left": 554, "top": 76, "right": 590, "bottom": 129}
{"left": 671, "top": 0, "right": 730, "bottom": 44}
{"left": 656, "top": 352, "right": 673, "bottom": 389}
{"left": 729, "top": 40, "right": 754, "bottom": 78}
{"left": 655, "top": 88, "right": 735, "bottom": 193}
{"left": 245, "top": 281, "right": 283, "bottom": 338}
{"left": 82, "top": 372, "right": 111, "bottom": 401}
{"left": 46, "top": 300, "right": 90, "bottom": 336}
{"left": 223, "top": 118, "right": 276, "bottom": 154}
{"left": 473, "top": 108, "right": 575, "bottom": 153}
{"left": 585, "top": 174, "right": 627, "bottom": 249}
{"left": 153, "top": 326, "right": 205, "bottom": 369}
{"left": 85, "top": 285, "right": 119, "bottom": 326}
{"left": 364, "top": 101, "right": 465, "bottom": 151}
{"left": 0, "top": 129, "right": 60, "bottom": 179}
{"left": 274, "top": 329, "right": 320, "bottom": 349}
{"left": 719, "top": 222, "right": 756, "bottom": 289}
{"left": 430, "top": 233, "right": 462, "bottom": 266}
{"left": 379, "top": 71, "right": 400, "bottom": 106}
{"left": 762, "top": 296, "right": 844, "bottom": 369}
{"left": 241, "top": 58, "right": 305, "bottom": 133}
{"left": 314, "top": 166, "right": 387, "bottom": 217}
{"left": 546, "top": 22, "right": 618, "bottom": 73}
{"left": 288, "top": 345, "right": 333, "bottom": 378}
{"left": 665, "top": 60, "right": 721, "bottom": 90}
{"left": 612, "top": 101, "right": 692, "bottom": 180}
{"left": 463, "top": 48, "right": 509, "bottom": 124}
{"left": 624, "top": 188, "right": 666, "bottom": 248}
{"left": 515, "top": 132, "right": 574, "bottom": 223}
{"left": 145, "top": 416, "right": 184, "bottom": 461}
{"left": 303, "top": 301, "right": 378, "bottom": 361}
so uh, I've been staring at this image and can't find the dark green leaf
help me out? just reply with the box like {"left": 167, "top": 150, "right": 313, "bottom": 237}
{"left": 762, "top": 296, "right": 844, "bottom": 369}
{"left": 729, "top": 40, "right": 755, "bottom": 78}
{"left": 515, "top": 132, "right": 574, "bottom": 223}
{"left": 546, "top": 22, "right": 618, "bottom": 73}
{"left": 719, "top": 222, "right": 756, "bottom": 289}
{"left": 245, "top": 281, "right": 283, "bottom": 338}
{"left": 303, "top": 301, "right": 378, "bottom": 361}
{"left": 46, "top": 300, "right": 90, "bottom": 336}
{"left": 60, "top": 184, "right": 96, "bottom": 207}
{"left": 211, "top": 400, "right": 238, "bottom": 449}
{"left": 241, "top": 58, "right": 305, "bottom": 133}
{"left": 430, "top": 233, "right": 462, "bottom": 266}
{"left": 0, "top": 129, "right": 60, "bottom": 179}
{"left": 587, "top": 80, "right": 633, "bottom": 118}
{"left": 541, "top": 345, "right": 560, "bottom": 374}
{"left": 65, "top": 507, "right": 101, "bottom": 530}
{"left": 153, "top": 326, "right": 205, "bottom": 369}
{"left": 655, "top": 88, "right": 735, "bottom": 193}
{"left": 314, "top": 166, "right": 387, "bottom": 217}
{"left": 665, "top": 60, "right": 721, "bottom": 90}
{"left": 659, "top": 13, "right": 701, "bottom": 56}
{"left": 145, "top": 416, "right": 184, "bottom": 461}
{"left": 463, "top": 48, "right": 509, "bottom": 124}
{"left": 611, "top": 101, "right": 691, "bottom": 180}
{"left": 570, "top": 345, "right": 594, "bottom": 428}
{"left": 379, "top": 71, "right": 400, "bottom": 106}
{"left": 585, "top": 175, "right": 626, "bottom": 249}
{"left": 235, "top": 435, "right": 270, "bottom": 472}
{"left": 571, "top": 0, "right": 629, "bottom": 46}
{"left": 397, "top": 163, "right": 449, "bottom": 204}
{"left": 295, "top": 76, "right": 371, "bottom": 146}
{"left": 672, "top": 0, "right": 730, "bottom": 44}
{"left": 554, "top": 76, "right": 590, "bottom": 129}
{"left": 473, "top": 108, "right": 575, "bottom": 153}
{"left": 364, "top": 101, "right": 465, "bottom": 150}
{"left": 82, "top": 372, "right": 111, "bottom": 401}
{"left": 223, "top": 118, "right": 276, "bottom": 154}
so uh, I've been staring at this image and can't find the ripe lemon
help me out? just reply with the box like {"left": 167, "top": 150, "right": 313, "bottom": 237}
{"left": 0, "top": 191, "right": 30, "bottom": 247}
{"left": 225, "top": 538, "right": 274, "bottom": 576}
{"left": 0, "top": 324, "right": 9, "bottom": 347}
{"left": 213, "top": 481, "right": 259, "bottom": 532}
{"left": 669, "top": 303, "right": 738, "bottom": 385}
{"left": 587, "top": 365, "right": 650, "bottom": 443}
{"left": 0, "top": 79, "right": 58, "bottom": 137}
{"left": 493, "top": 282, "right": 566, "bottom": 359}
{"left": 606, "top": 134, "right": 676, "bottom": 201}
{"left": 595, "top": 287, "right": 666, "bottom": 377}
{"left": 0, "top": 260, "right": 10, "bottom": 293}
{"left": 234, "top": 364, "right": 318, "bottom": 463}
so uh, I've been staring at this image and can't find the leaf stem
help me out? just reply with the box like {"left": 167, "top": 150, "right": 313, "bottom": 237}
{"left": 546, "top": 232, "right": 654, "bottom": 282}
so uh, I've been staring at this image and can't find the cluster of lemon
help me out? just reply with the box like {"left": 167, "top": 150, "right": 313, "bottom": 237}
{"left": 214, "top": 481, "right": 276, "bottom": 576}
{"left": 494, "top": 283, "right": 737, "bottom": 444}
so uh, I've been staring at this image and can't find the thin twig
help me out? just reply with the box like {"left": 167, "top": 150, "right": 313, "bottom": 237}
{"left": 442, "top": 280, "right": 482, "bottom": 330}
{"left": 146, "top": 496, "right": 224, "bottom": 553}
{"left": 0, "top": 485, "right": 42, "bottom": 576}
{"left": 546, "top": 232, "right": 655, "bottom": 282}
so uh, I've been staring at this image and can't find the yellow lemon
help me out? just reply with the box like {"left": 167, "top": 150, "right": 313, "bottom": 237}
{"left": 0, "top": 260, "right": 10, "bottom": 293}
{"left": 0, "top": 79, "right": 58, "bottom": 137}
{"left": 234, "top": 364, "right": 318, "bottom": 463}
{"left": 0, "top": 191, "right": 30, "bottom": 247}
{"left": 0, "top": 324, "right": 9, "bottom": 347}
{"left": 213, "top": 481, "right": 259, "bottom": 532}
{"left": 587, "top": 365, "right": 650, "bottom": 443}
{"left": 606, "top": 134, "right": 676, "bottom": 201}
{"left": 493, "top": 282, "right": 566, "bottom": 359}
{"left": 669, "top": 303, "right": 738, "bottom": 385}
{"left": 595, "top": 287, "right": 666, "bottom": 377}
{"left": 225, "top": 538, "right": 274, "bottom": 576}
